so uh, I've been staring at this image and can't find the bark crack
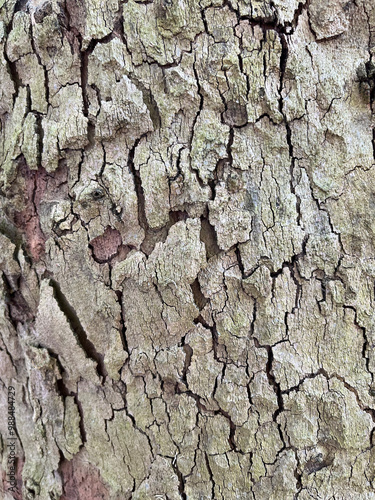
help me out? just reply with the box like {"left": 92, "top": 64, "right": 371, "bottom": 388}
{"left": 49, "top": 279, "right": 108, "bottom": 381}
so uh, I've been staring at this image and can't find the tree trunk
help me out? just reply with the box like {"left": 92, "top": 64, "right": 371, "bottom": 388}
{"left": 1, "top": 0, "right": 375, "bottom": 498}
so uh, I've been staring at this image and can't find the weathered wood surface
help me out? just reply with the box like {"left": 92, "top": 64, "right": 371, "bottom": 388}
{"left": 1, "top": 0, "right": 375, "bottom": 498}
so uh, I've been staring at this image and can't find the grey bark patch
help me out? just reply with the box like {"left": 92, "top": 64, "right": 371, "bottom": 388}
{"left": 1, "top": 0, "right": 375, "bottom": 498}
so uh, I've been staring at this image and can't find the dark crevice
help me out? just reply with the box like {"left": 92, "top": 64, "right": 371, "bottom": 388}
{"left": 226, "top": 127, "right": 234, "bottom": 164}
{"left": 235, "top": 245, "right": 246, "bottom": 279}
{"left": 290, "top": 1, "right": 309, "bottom": 32}
{"left": 77, "top": 36, "right": 114, "bottom": 147}
{"left": 281, "top": 369, "right": 326, "bottom": 395}
{"left": 190, "top": 278, "right": 208, "bottom": 311}
{"left": 14, "top": 0, "right": 28, "bottom": 12}
{"left": 200, "top": 6, "right": 209, "bottom": 35}
{"left": 277, "top": 32, "right": 303, "bottom": 227}
{"left": 56, "top": 378, "right": 87, "bottom": 445}
{"left": 126, "top": 135, "right": 152, "bottom": 253}
{"left": 304, "top": 453, "right": 334, "bottom": 475}
{"left": 49, "top": 279, "right": 108, "bottom": 381}
{"left": 80, "top": 45, "right": 90, "bottom": 117}
{"left": 253, "top": 336, "right": 285, "bottom": 449}
{"left": 171, "top": 459, "right": 187, "bottom": 500}
{"left": 169, "top": 210, "right": 189, "bottom": 224}
{"left": 189, "top": 56, "right": 205, "bottom": 184}
{"left": 200, "top": 215, "right": 220, "bottom": 260}
{"left": 293, "top": 449, "right": 303, "bottom": 493}
{"left": 87, "top": 122, "right": 96, "bottom": 146}
{"left": 204, "top": 452, "right": 215, "bottom": 499}
{"left": 81, "top": 32, "right": 119, "bottom": 57}
{"left": 115, "top": 380, "right": 156, "bottom": 459}
{"left": 73, "top": 392, "right": 87, "bottom": 445}
{"left": 0, "top": 217, "right": 23, "bottom": 250}
{"left": 180, "top": 339, "right": 193, "bottom": 387}
{"left": 2, "top": 273, "right": 34, "bottom": 327}
{"left": 218, "top": 408, "right": 237, "bottom": 451}
{"left": 363, "top": 57, "right": 375, "bottom": 159}
{"left": 129, "top": 75, "right": 162, "bottom": 130}
{"left": 270, "top": 234, "right": 309, "bottom": 278}
{"left": 3, "top": 44, "right": 22, "bottom": 104}
{"left": 235, "top": 0, "right": 309, "bottom": 35}
{"left": 193, "top": 314, "right": 224, "bottom": 364}
{"left": 207, "top": 178, "right": 217, "bottom": 202}
{"left": 34, "top": 113, "right": 44, "bottom": 168}
{"left": 264, "top": 341, "right": 283, "bottom": 420}
{"left": 34, "top": 2, "right": 53, "bottom": 24}
{"left": 343, "top": 305, "right": 372, "bottom": 384}
{"left": 140, "top": 211, "right": 189, "bottom": 256}
{"left": 114, "top": 290, "right": 130, "bottom": 354}
{"left": 56, "top": 377, "right": 70, "bottom": 399}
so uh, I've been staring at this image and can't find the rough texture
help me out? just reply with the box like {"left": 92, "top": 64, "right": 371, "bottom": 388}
{"left": 1, "top": 0, "right": 375, "bottom": 499}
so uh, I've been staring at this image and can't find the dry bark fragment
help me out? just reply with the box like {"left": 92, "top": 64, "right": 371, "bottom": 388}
{"left": 1, "top": 0, "right": 375, "bottom": 499}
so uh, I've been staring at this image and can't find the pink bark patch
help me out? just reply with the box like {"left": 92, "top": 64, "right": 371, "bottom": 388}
{"left": 59, "top": 453, "right": 110, "bottom": 500}
{"left": 90, "top": 227, "right": 122, "bottom": 262}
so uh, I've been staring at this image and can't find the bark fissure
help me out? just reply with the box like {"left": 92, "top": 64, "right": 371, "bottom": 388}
{"left": 49, "top": 279, "right": 108, "bottom": 381}
{"left": 1, "top": 0, "right": 375, "bottom": 498}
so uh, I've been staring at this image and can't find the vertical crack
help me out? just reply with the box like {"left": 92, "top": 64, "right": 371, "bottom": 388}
{"left": 171, "top": 458, "right": 187, "bottom": 500}
{"left": 114, "top": 289, "right": 130, "bottom": 354}
{"left": 253, "top": 337, "right": 286, "bottom": 449}
{"left": 204, "top": 452, "right": 215, "bottom": 498}
{"left": 190, "top": 278, "right": 208, "bottom": 311}
{"left": 126, "top": 135, "right": 152, "bottom": 254}
{"left": 56, "top": 378, "right": 87, "bottom": 445}
{"left": 3, "top": 15, "right": 22, "bottom": 104}
{"left": 180, "top": 336, "right": 193, "bottom": 388}
{"left": 343, "top": 305, "right": 373, "bottom": 385}
{"left": 278, "top": 33, "right": 302, "bottom": 226}
{"left": 49, "top": 279, "right": 108, "bottom": 382}
{"left": 200, "top": 215, "right": 221, "bottom": 260}
{"left": 78, "top": 38, "right": 97, "bottom": 145}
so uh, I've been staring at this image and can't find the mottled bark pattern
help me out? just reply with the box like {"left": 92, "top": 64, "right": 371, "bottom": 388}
{"left": 1, "top": 0, "right": 375, "bottom": 498}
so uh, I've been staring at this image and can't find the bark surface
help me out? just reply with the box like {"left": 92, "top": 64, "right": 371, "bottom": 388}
{"left": 1, "top": 0, "right": 375, "bottom": 498}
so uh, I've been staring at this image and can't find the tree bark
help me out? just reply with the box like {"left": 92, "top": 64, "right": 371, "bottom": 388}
{"left": 1, "top": 0, "right": 375, "bottom": 498}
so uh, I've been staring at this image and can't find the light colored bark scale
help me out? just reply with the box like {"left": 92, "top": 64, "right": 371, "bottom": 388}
{"left": 1, "top": 0, "right": 375, "bottom": 498}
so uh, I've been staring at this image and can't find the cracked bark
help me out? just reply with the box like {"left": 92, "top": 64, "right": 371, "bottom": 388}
{"left": 1, "top": 0, "right": 375, "bottom": 499}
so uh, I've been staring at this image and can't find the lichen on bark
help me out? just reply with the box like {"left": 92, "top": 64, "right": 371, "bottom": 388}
{"left": 1, "top": 0, "right": 375, "bottom": 499}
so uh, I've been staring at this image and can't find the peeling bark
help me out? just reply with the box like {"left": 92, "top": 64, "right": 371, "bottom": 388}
{"left": 1, "top": 0, "right": 375, "bottom": 498}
